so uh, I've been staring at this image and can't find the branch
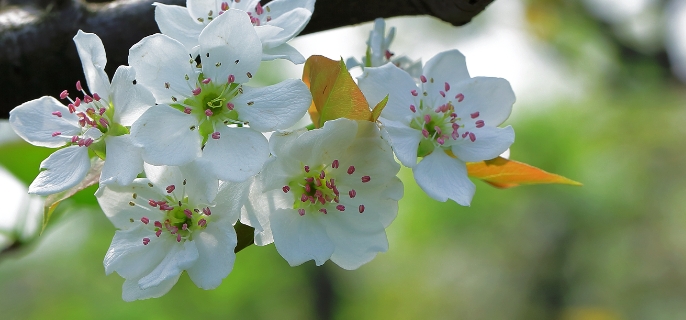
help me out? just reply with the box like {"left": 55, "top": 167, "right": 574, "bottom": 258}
{"left": 0, "top": 0, "right": 494, "bottom": 119}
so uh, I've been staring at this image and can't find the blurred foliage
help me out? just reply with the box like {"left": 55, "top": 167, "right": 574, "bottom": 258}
{"left": 2, "top": 0, "right": 686, "bottom": 319}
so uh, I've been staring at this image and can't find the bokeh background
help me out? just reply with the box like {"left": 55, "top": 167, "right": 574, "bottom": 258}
{"left": 2, "top": 0, "right": 686, "bottom": 319}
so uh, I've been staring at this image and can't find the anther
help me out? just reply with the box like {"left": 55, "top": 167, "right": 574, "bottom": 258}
{"left": 444, "top": 82, "right": 450, "bottom": 92}
{"left": 68, "top": 104, "right": 76, "bottom": 113}
{"left": 320, "top": 170, "right": 326, "bottom": 179}
{"left": 452, "top": 123, "right": 459, "bottom": 130}
{"left": 83, "top": 138, "right": 94, "bottom": 147}
{"left": 456, "top": 93, "right": 464, "bottom": 102}
{"left": 176, "top": 234, "right": 182, "bottom": 242}
{"left": 184, "top": 107, "right": 192, "bottom": 114}
{"left": 202, "top": 78, "right": 211, "bottom": 84}
{"left": 228, "top": 74, "right": 235, "bottom": 83}
{"left": 211, "top": 131, "right": 221, "bottom": 139}
{"left": 336, "top": 205, "right": 345, "bottom": 211}
{"left": 361, "top": 176, "right": 371, "bottom": 183}
{"left": 93, "top": 93, "right": 101, "bottom": 101}
{"left": 205, "top": 109, "right": 213, "bottom": 117}
{"left": 247, "top": 72, "right": 252, "bottom": 78}
{"left": 184, "top": 209, "right": 193, "bottom": 219}
{"left": 155, "top": 229, "right": 162, "bottom": 237}
{"left": 319, "top": 208, "right": 328, "bottom": 214}
{"left": 51, "top": 131, "right": 61, "bottom": 137}
{"left": 282, "top": 186, "right": 290, "bottom": 193}
{"left": 422, "top": 129, "right": 429, "bottom": 138}
{"left": 149, "top": 199, "right": 158, "bottom": 207}
{"left": 221, "top": 2, "right": 229, "bottom": 10}
{"left": 143, "top": 238, "right": 150, "bottom": 245}
{"left": 198, "top": 219, "right": 207, "bottom": 227}
{"left": 99, "top": 118, "right": 109, "bottom": 127}
{"left": 60, "top": 90, "right": 69, "bottom": 99}
{"left": 304, "top": 165, "right": 310, "bottom": 173}
{"left": 332, "top": 159, "right": 339, "bottom": 168}
{"left": 410, "top": 104, "right": 416, "bottom": 113}
{"left": 411, "top": 90, "right": 418, "bottom": 96}
{"left": 434, "top": 126, "right": 442, "bottom": 135}
{"left": 349, "top": 189, "right": 356, "bottom": 198}
{"left": 475, "top": 120, "right": 485, "bottom": 128}
{"left": 469, "top": 132, "right": 476, "bottom": 142}
{"left": 301, "top": 194, "right": 308, "bottom": 202}
{"left": 182, "top": 223, "right": 188, "bottom": 231}
{"left": 141, "top": 217, "right": 150, "bottom": 224}
{"left": 76, "top": 80, "right": 82, "bottom": 91}
{"left": 71, "top": 136, "right": 78, "bottom": 143}
{"left": 166, "top": 185, "right": 175, "bottom": 193}
{"left": 99, "top": 108, "right": 106, "bottom": 115}
{"left": 437, "top": 137, "right": 445, "bottom": 145}
{"left": 227, "top": 102, "right": 234, "bottom": 110}
{"left": 192, "top": 87, "right": 202, "bottom": 96}
{"left": 424, "top": 114, "right": 431, "bottom": 123}
{"left": 203, "top": 207, "right": 212, "bottom": 216}
{"left": 359, "top": 205, "right": 365, "bottom": 213}
{"left": 420, "top": 75, "right": 427, "bottom": 83}
{"left": 305, "top": 184, "right": 311, "bottom": 193}
{"left": 74, "top": 97, "right": 81, "bottom": 107}
{"left": 440, "top": 91, "right": 446, "bottom": 98}
{"left": 347, "top": 166, "right": 355, "bottom": 174}
{"left": 84, "top": 95, "right": 93, "bottom": 103}
{"left": 470, "top": 111, "right": 479, "bottom": 119}
{"left": 256, "top": 3, "right": 264, "bottom": 14}
{"left": 52, "top": 111, "right": 62, "bottom": 117}
{"left": 298, "top": 209, "right": 305, "bottom": 216}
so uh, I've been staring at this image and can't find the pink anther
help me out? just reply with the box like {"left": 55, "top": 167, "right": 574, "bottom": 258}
{"left": 410, "top": 104, "right": 416, "bottom": 113}
{"left": 319, "top": 208, "right": 328, "bottom": 214}
{"left": 93, "top": 93, "right": 101, "bottom": 101}
{"left": 336, "top": 205, "right": 345, "bottom": 211}
{"left": 184, "top": 209, "right": 193, "bottom": 219}
{"left": 255, "top": 3, "right": 264, "bottom": 14}
{"left": 192, "top": 87, "right": 202, "bottom": 96}
{"left": 470, "top": 111, "right": 479, "bottom": 119}
{"left": 332, "top": 159, "right": 339, "bottom": 168}
{"left": 143, "top": 238, "right": 150, "bottom": 245}
{"left": 202, "top": 78, "right": 211, "bottom": 84}
{"left": 205, "top": 109, "right": 213, "bottom": 117}
{"left": 141, "top": 217, "right": 150, "bottom": 224}
{"left": 469, "top": 132, "right": 476, "bottom": 142}
{"left": 298, "top": 209, "right": 305, "bottom": 216}
{"left": 51, "top": 131, "right": 61, "bottom": 137}
{"left": 60, "top": 90, "right": 69, "bottom": 99}
{"left": 411, "top": 90, "right": 418, "bottom": 96}
{"left": 456, "top": 93, "right": 464, "bottom": 102}
{"left": 221, "top": 2, "right": 229, "bottom": 10}
{"left": 347, "top": 166, "right": 355, "bottom": 174}
{"left": 361, "top": 176, "right": 371, "bottom": 183}
{"left": 475, "top": 120, "right": 485, "bottom": 128}
{"left": 359, "top": 205, "right": 365, "bottom": 213}
{"left": 420, "top": 75, "right": 427, "bottom": 83}
{"left": 211, "top": 131, "right": 221, "bottom": 139}
{"left": 227, "top": 102, "right": 234, "bottom": 110}
{"left": 202, "top": 207, "right": 212, "bottom": 216}
{"left": 349, "top": 189, "right": 356, "bottom": 198}
{"left": 184, "top": 107, "right": 192, "bottom": 114}
{"left": 76, "top": 80, "right": 82, "bottom": 91}
{"left": 228, "top": 74, "right": 235, "bottom": 83}
{"left": 282, "top": 186, "right": 290, "bottom": 193}
{"left": 166, "top": 185, "right": 175, "bottom": 193}
{"left": 52, "top": 111, "right": 62, "bottom": 117}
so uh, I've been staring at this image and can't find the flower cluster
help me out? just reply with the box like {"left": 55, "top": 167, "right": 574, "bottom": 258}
{"left": 9, "top": 1, "right": 517, "bottom": 301}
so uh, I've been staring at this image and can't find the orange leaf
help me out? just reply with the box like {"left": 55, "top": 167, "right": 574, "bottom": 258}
{"left": 466, "top": 156, "right": 581, "bottom": 188}
{"left": 302, "top": 56, "right": 371, "bottom": 127}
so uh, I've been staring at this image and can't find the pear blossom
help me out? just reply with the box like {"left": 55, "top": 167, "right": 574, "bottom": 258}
{"left": 154, "top": 0, "right": 315, "bottom": 64}
{"left": 98, "top": 164, "right": 249, "bottom": 301}
{"left": 358, "top": 50, "right": 515, "bottom": 206}
{"left": 128, "top": 9, "right": 312, "bottom": 182}
{"left": 245, "top": 119, "right": 403, "bottom": 270}
{"left": 346, "top": 18, "right": 422, "bottom": 79}
{"left": 9, "top": 30, "right": 155, "bottom": 195}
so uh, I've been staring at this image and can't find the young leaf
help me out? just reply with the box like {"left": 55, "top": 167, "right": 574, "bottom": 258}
{"left": 465, "top": 156, "right": 581, "bottom": 188}
{"left": 302, "top": 55, "right": 371, "bottom": 127}
{"left": 42, "top": 158, "right": 103, "bottom": 233}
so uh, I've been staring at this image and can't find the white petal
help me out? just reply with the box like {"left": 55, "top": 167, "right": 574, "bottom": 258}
{"left": 154, "top": 3, "right": 203, "bottom": 50}
{"left": 359, "top": 63, "right": 418, "bottom": 123}
{"left": 379, "top": 118, "right": 422, "bottom": 168}
{"left": 28, "top": 146, "right": 90, "bottom": 195}
{"left": 213, "top": 179, "right": 251, "bottom": 222}
{"left": 264, "top": 0, "right": 315, "bottom": 16}
{"left": 451, "top": 125, "right": 515, "bottom": 162}
{"left": 110, "top": 66, "right": 155, "bottom": 127}
{"left": 254, "top": 25, "right": 284, "bottom": 45}
{"left": 260, "top": 8, "right": 312, "bottom": 48}
{"left": 199, "top": 126, "right": 269, "bottom": 182}
{"left": 413, "top": 150, "right": 475, "bottom": 205}
{"left": 422, "top": 50, "right": 471, "bottom": 95}
{"left": 227, "top": 0, "right": 260, "bottom": 11}
{"left": 233, "top": 79, "right": 311, "bottom": 131}
{"left": 130, "top": 105, "right": 202, "bottom": 166}
{"left": 186, "top": 223, "right": 237, "bottom": 289}
{"left": 138, "top": 240, "right": 199, "bottom": 290}
{"left": 96, "top": 179, "right": 164, "bottom": 229}
{"left": 104, "top": 224, "right": 169, "bottom": 278}
{"left": 199, "top": 9, "right": 262, "bottom": 85}
{"left": 100, "top": 135, "right": 144, "bottom": 186}
{"left": 262, "top": 43, "right": 306, "bottom": 64}
{"left": 187, "top": 0, "right": 222, "bottom": 20}
{"left": 282, "top": 118, "right": 358, "bottom": 166}
{"left": 179, "top": 161, "right": 220, "bottom": 205}
{"left": 319, "top": 208, "right": 389, "bottom": 270}
{"left": 128, "top": 34, "right": 196, "bottom": 104}
{"left": 73, "top": 30, "right": 110, "bottom": 98}
{"left": 454, "top": 77, "right": 515, "bottom": 126}
{"left": 271, "top": 209, "right": 335, "bottom": 266}
{"left": 9, "top": 96, "right": 81, "bottom": 147}
{"left": 122, "top": 274, "right": 180, "bottom": 301}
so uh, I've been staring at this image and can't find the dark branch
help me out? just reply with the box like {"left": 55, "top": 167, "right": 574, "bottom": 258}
{"left": 0, "top": 0, "right": 494, "bottom": 119}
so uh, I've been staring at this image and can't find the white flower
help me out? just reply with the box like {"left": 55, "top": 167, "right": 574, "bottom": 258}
{"left": 97, "top": 164, "right": 249, "bottom": 301}
{"left": 128, "top": 9, "right": 312, "bottom": 182}
{"left": 8, "top": 30, "right": 155, "bottom": 195}
{"left": 358, "top": 50, "right": 516, "bottom": 206}
{"left": 346, "top": 18, "right": 422, "bottom": 79}
{"left": 245, "top": 118, "right": 403, "bottom": 270}
{"left": 154, "top": 0, "right": 315, "bottom": 64}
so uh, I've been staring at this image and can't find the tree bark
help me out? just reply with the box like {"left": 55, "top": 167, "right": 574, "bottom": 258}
{"left": 0, "top": 0, "right": 494, "bottom": 119}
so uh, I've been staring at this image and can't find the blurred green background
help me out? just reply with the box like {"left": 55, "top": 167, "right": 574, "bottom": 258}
{"left": 2, "top": 0, "right": 686, "bottom": 319}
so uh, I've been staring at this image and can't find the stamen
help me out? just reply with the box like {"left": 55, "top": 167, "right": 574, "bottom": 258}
{"left": 410, "top": 104, "right": 416, "bottom": 113}
{"left": 74, "top": 97, "right": 81, "bottom": 107}
{"left": 192, "top": 87, "right": 202, "bottom": 96}
{"left": 205, "top": 109, "right": 213, "bottom": 116}
{"left": 434, "top": 126, "right": 442, "bottom": 135}
{"left": 83, "top": 138, "right": 94, "bottom": 147}
{"left": 99, "top": 118, "right": 109, "bottom": 127}
{"left": 305, "top": 184, "right": 311, "bottom": 193}
{"left": 255, "top": 3, "right": 264, "bottom": 14}
{"left": 475, "top": 120, "right": 485, "bottom": 128}
{"left": 420, "top": 75, "right": 427, "bottom": 83}
{"left": 202, "top": 78, "right": 211, "bottom": 84}
{"left": 52, "top": 111, "right": 62, "bottom": 117}
{"left": 361, "top": 176, "right": 371, "bottom": 183}
{"left": 437, "top": 137, "right": 445, "bottom": 145}
{"left": 301, "top": 194, "right": 308, "bottom": 202}
{"left": 203, "top": 207, "right": 212, "bottom": 216}
{"left": 422, "top": 129, "right": 429, "bottom": 138}
{"left": 84, "top": 95, "right": 93, "bottom": 103}
{"left": 155, "top": 230, "right": 162, "bottom": 237}
{"left": 51, "top": 131, "right": 61, "bottom": 137}
{"left": 184, "top": 107, "right": 192, "bottom": 114}
{"left": 439, "top": 91, "right": 446, "bottom": 98}
{"left": 349, "top": 189, "right": 356, "bottom": 198}
{"left": 176, "top": 234, "right": 182, "bottom": 242}
{"left": 304, "top": 165, "right": 310, "bottom": 173}
{"left": 68, "top": 104, "right": 76, "bottom": 113}
{"left": 359, "top": 205, "right": 365, "bottom": 213}
{"left": 227, "top": 102, "right": 234, "bottom": 110}
{"left": 141, "top": 217, "right": 150, "bottom": 224}
{"left": 298, "top": 209, "right": 305, "bottom": 216}
{"left": 93, "top": 93, "right": 101, "bottom": 101}
{"left": 319, "top": 208, "right": 328, "bottom": 214}
{"left": 347, "top": 166, "right": 355, "bottom": 174}
{"left": 456, "top": 93, "right": 464, "bottom": 102}
{"left": 148, "top": 199, "right": 158, "bottom": 207}
{"left": 60, "top": 90, "right": 69, "bottom": 99}
{"left": 99, "top": 108, "right": 106, "bottom": 115}
{"left": 228, "top": 74, "right": 235, "bottom": 83}
{"left": 336, "top": 205, "right": 345, "bottom": 211}
{"left": 198, "top": 219, "right": 207, "bottom": 227}
{"left": 184, "top": 209, "right": 193, "bottom": 219}
{"left": 319, "top": 170, "right": 326, "bottom": 179}
{"left": 282, "top": 186, "right": 290, "bottom": 193}
{"left": 411, "top": 90, "right": 418, "bottom": 96}
{"left": 211, "top": 131, "right": 221, "bottom": 139}
{"left": 221, "top": 2, "right": 229, "bottom": 10}
{"left": 444, "top": 82, "right": 450, "bottom": 92}
{"left": 470, "top": 112, "right": 480, "bottom": 119}
{"left": 143, "top": 238, "right": 150, "bottom": 245}
{"left": 469, "top": 132, "right": 476, "bottom": 142}
{"left": 424, "top": 114, "right": 431, "bottom": 123}
{"left": 166, "top": 185, "right": 175, "bottom": 193}
{"left": 76, "top": 80, "right": 82, "bottom": 91}
{"left": 332, "top": 159, "right": 339, "bottom": 168}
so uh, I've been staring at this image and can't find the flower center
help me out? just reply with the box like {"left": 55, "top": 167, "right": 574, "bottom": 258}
{"left": 408, "top": 77, "right": 486, "bottom": 157}
{"left": 282, "top": 159, "right": 371, "bottom": 216}
{"left": 129, "top": 181, "right": 212, "bottom": 245}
